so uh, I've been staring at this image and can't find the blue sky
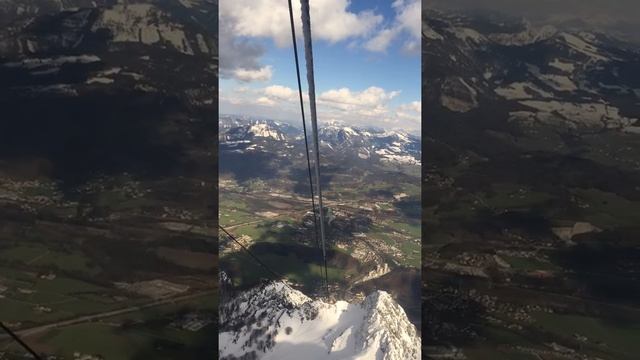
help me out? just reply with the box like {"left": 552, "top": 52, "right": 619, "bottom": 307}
{"left": 219, "top": 0, "right": 421, "bottom": 133}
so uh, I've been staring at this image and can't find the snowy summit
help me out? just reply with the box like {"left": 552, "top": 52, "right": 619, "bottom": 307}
{"left": 219, "top": 281, "right": 421, "bottom": 360}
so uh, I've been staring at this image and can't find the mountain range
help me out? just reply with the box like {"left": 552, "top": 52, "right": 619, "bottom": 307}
{"left": 424, "top": 9, "right": 640, "bottom": 134}
{"left": 220, "top": 116, "right": 421, "bottom": 166}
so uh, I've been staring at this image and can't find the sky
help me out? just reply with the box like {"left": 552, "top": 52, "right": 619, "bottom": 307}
{"left": 219, "top": 0, "right": 421, "bottom": 134}
{"left": 428, "top": 0, "right": 640, "bottom": 43}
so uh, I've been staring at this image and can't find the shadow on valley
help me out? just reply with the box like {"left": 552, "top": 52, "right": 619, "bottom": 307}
{"left": 396, "top": 198, "right": 421, "bottom": 220}
{"left": 220, "top": 342, "right": 325, "bottom": 360}
{"left": 253, "top": 214, "right": 374, "bottom": 246}
{"left": 220, "top": 151, "right": 285, "bottom": 183}
{"left": 221, "top": 241, "right": 369, "bottom": 294}
{"left": 553, "top": 229, "right": 640, "bottom": 305}
{"left": 289, "top": 166, "right": 335, "bottom": 195}
{"left": 422, "top": 276, "right": 487, "bottom": 346}
{"left": 470, "top": 209, "right": 553, "bottom": 237}
{"left": 0, "top": 92, "right": 189, "bottom": 188}
{"left": 126, "top": 307, "right": 217, "bottom": 360}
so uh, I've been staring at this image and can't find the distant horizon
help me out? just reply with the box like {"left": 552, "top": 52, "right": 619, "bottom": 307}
{"left": 220, "top": 112, "right": 422, "bottom": 136}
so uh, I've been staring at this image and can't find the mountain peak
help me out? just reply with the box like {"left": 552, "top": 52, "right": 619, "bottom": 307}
{"left": 248, "top": 123, "right": 287, "bottom": 141}
{"left": 219, "top": 281, "right": 420, "bottom": 360}
{"left": 220, "top": 116, "right": 421, "bottom": 165}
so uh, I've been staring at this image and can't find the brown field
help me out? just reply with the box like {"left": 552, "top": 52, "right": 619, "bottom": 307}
{"left": 156, "top": 247, "right": 215, "bottom": 271}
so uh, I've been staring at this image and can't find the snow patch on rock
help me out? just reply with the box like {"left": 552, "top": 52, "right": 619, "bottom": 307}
{"left": 219, "top": 281, "right": 420, "bottom": 360}
{"left": 495, "top": 82, "right": 553, "bottom": 100}
{"left": 93, "top": 4, "right": 195, "bottom": 55}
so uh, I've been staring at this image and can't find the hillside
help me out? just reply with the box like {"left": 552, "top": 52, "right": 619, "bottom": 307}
{"left": 423, "top": 8, "right": 640, "bottom": 360}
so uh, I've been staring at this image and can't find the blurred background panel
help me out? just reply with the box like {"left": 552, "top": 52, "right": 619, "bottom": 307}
{"left": 423, "top": 0, "right": 640, "bottom": 359}
{"left": 0, "top": 0, "right": 218, "bottom": 358}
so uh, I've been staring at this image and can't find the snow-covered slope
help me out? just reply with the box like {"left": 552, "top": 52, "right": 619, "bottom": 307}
{"left": 221, "top": 119, "right": 290, "bottom": 143}
{"left": 219, "top": 281, "right": 421, "bottom": 360}
{"left": 0, "top": 0, "right": 216, "bottom": 106}
{"left": 319, "top": 124, "right": 421, "bottom": 165}
{"left": 219, "top": 117, "right": 421, "bottom": 165}
{"left": 424, "top": 9, "right": 640, "bottom": 134}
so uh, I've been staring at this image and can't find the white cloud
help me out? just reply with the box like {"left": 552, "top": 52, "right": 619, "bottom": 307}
{"left": 221, "top": 86, "right": 420, "bottom": 132}
{"left": 232, "top": 66, "right": 273, "bottom": 82}
{"left": 220, "top": 0, "right": 383, "bottom": 48}
{"left": 318, "top": 86, "right": 400, "bottom": 108}
{"left": 396, "top": 100, "right": 421, "bottom": 123}
{"left": 399, "top": 100, "right": 421, "bottom": 113}
{"left": 264, "top": 85, "right": 297, "bottom": 100}
{"left": 396, "top": 0, "right": 421, "bottom": 40}
{"left": 365, "top": 0, "right": 420, "bottom": 53}
{"left": 364, "top": 27, "right": 401, "bottom": 52}
{"left": 220, "top": 0, "right": 383, "bottom": 82}
{"left": 219, "top": 94, "right": 244, "bottom": 105}
{"left": 256, "top": 96, "right": 276, "bottom": 106}
{"left": 219, "top": 11, "right": 268, "bottom": 82}
{"left": 221, "top": 84, "right": 420, "bottom": 132}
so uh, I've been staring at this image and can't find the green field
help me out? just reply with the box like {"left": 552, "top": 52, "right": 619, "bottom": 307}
{"left": 483, "top": 183, "right": 554, "bottom": 210}
{"left": 224, "top": 219, "right": 300, "bottom": 245}
{"left": 0, "top": 244, "right": 99, "bottom": 275}
{"left": 94, "top": 190, "right": 156, "bottom": 212}
{"left": 365, "top": 221, "right": 421, "bottom": 267}
{"left": 399, "top": 240, "right": 421, "bottom": 267}
{"left": 573, "top": 188, "right": 640, "bottom": 228}
{"left": 464, "top": 325, "right": 540, "bottom": 360}
{"left": 29, "top": 323, "right": 212, "bottom": 360}
{"left": 503, "top": 256, "right": 560, "bottom": 272}
{"left": 366, "top": 225, "right": 395, "bottom": 245}
{"left": 0, "top": 268, "right": 136, "bottom": 325}
{"left": 533, "top": 312, "right": 640, "bottom": 359}
{"left": 0, "top": 294, "right": 218, "bottom": 359}
{"left": 386, "top": 220, "right": 421, "bottom": 238}
{"left": 219, "top": 194, "right": 255, "bottom": 226}
{"left": 222, "top": 251, "right": 353, "bottom": 291}
{"left": 38, "top": 324, "right": 148, "bottom": 359}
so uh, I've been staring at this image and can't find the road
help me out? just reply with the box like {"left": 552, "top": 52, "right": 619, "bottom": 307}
{"left": 1, "top": 290, "right": 215, "bottom": 339}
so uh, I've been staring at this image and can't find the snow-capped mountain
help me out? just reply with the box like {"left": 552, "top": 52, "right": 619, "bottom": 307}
{"left": 219, "top": 116, "right": 421, "bottom": 165}
{"left": 224, "top": 122, "right": 288, "bottom": 142}
{"left": 219, "top": 281, "right": 421, "bottom": 360}
{"left": 220, "top": 116, "right": 300, "bottom": 135}
{"left": 424, "top": 9, "right": 640, "bottom": 133}
{"left": 319, "top": 123, "right": 420, "bottom": 165}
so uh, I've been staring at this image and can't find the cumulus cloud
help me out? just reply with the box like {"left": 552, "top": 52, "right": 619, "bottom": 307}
{"left": 219, "top": 11, "right": 269, "bottom": 82}
{"left": 395, "top": 101, "right": 421, "bottom": 123}
{"left": 365, "top": 0, "right": 420, "bottom": 53}
{"left": 220, "top": 84, "right": 421, "bottom": 132}
{"left": 220, "top": 0, "right": 383, "bottom": 47}
{"left": 364, "top": 28, "right": 400, "bottom": 52}
{"left": 220, "top": 0, "right": 386, "bottom": 81}
{"left": 318, "top": 86, "right": 400, "bottom": 108}
{"left": 233, "top": 66, "right": 273, "bottom": 82}
{"left": 218, "top": 1, "right": 420, "bottom": 131}
{"left": 256, "top": 96, "right": 276, "bottom": 106}
{"left": 264, "top": 85, "right": 297, "bottom": 100}
{"left": 400, "top": 100, "right": 421, "bottom": 113}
